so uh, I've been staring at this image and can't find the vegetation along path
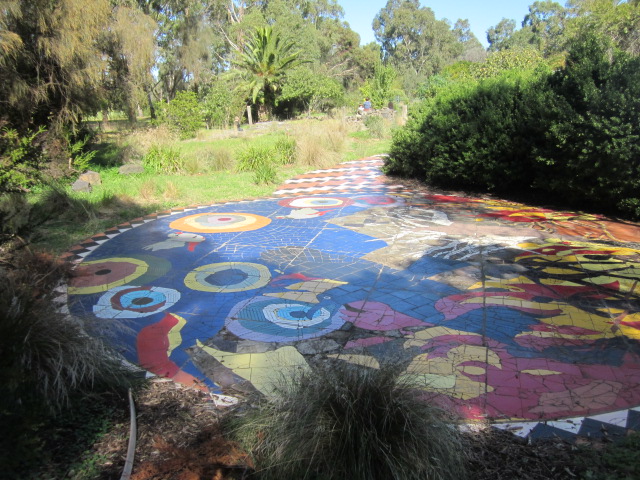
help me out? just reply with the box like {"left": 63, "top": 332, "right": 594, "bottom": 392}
{"left": 64, "top": 156, "right": 640, "bottom": 443}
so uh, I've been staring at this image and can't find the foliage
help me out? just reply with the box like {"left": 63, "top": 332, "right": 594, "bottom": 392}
{"left": 143, "top": 145, "right": 185, "bottom": 174}
{"left": 273, "top": 136, "right": 297, "bottom": 165}
{"left": 0, "top": 250, "right": 134, "bottom": 415}
{"left": 235, "top": 26, "right": 304, "bottom": 120}
{"left": 236, "top": 146, "right": 278, "bottom": 184}
{"left": 387, "top": 69, "right": 552, "bottom": 192}
{"left": 487, "top": 18, "right": 535, "bottom": 52}
{"left": 163, "top": 91, "right": 203, "bottom": 139}
{"left": 279, "top": 66, "right": 344, "bottom": 116}
{"left": 360, "top": 63, "right": 399, "bottom": 109}
{"left": 201, "top": 80, "right": 246, "bottom": 129}
{"left": 534, "top": 33, "right": 640, "bottom": 216}
{"left": 0, "top": 126, "right": 46, "bottom": 192}
{"left": 373, "top": 0, "right": 463, "bottom": 83}
{"left": 387, "top": 32, "right": 640, "bottom": 219}
{"left": 0, "top": 0, "right": 111, "bottom": 130}
{"left": 231, "top": 362, "right": 467, "bottom": 480}
{"left": 363, "top": 115, "right": 387, "bottom": 139}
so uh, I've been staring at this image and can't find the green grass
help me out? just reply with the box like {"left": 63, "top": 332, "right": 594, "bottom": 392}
{"left": 25, "top": 119, "right": 387, "bottom": 254}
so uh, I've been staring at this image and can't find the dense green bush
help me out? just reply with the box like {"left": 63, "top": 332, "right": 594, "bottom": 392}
{"left": 534, "top": 35, "right": 640, "bottom": 217}
{"left": 387, "top": 69, "right": 553, "bottom": 192}
{"left": 387, "top": 34, "right": 640, "bottom": 218}
{"left": 0, "top": 127, "right": 46, "bottom": 193}
{"left": 163, "top": 91, "right": 203, "bottom": 139}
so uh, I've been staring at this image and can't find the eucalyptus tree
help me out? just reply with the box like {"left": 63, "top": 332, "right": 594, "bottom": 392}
{"left": 567, "top": 0, "right": 640, "bottom": 55}
{"left": 523, "top": 1, "right": 570, "bottom": 56}
{"left": 372, "top": 0, "right": 462, "bottom": 87}
{"left": 234, "top": 26, "right": 304, "bottom": 120}
{"left": 487, "top": 18, "right": 535, "bottom": 52}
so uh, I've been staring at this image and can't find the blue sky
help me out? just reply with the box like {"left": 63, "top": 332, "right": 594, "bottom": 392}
{"left": 341, "top": 0, "right": 538, "bottom": 47}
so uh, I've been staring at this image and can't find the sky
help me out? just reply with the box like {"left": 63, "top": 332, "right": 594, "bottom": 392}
{"left": 341, "top": 0, "right": 537, "bottom": 48}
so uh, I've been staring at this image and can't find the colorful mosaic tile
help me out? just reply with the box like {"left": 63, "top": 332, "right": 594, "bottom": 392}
{"left": 64, "top": 155, "right": 640, "bottom": 441}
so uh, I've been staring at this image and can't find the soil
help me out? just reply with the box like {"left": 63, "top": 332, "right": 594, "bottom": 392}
{"left": 86, "top": 379, "right": 618, "bottom": 480}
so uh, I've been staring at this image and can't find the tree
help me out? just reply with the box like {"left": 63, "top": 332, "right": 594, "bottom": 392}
{"left": 279, "top": 66, "right": 344, "bottom": 116}
{"left": 487, "top": 18, "right": 535, "bottom": 52}
{"left": 360, "top": 63, "right": 400, "bottom": 109}
{"left": 523, "top": 1, "right": 569, "bottom": 56}
{"left": 234, "top": 26, "right": 304, "bottom": 121}
{"left": 567, "top": 0, "right": 640, "bottom": 55}
{"left": 101, "top": 4, "right": 157, "bottom": 123}
{"left": 453, "top": 19, "right": 487, "bottom": 62}
{"left": 0, "top": 0, "right": 111, "bottom": 131}
{"left": 373, "top": 0, "right": 462, "bottom": 83}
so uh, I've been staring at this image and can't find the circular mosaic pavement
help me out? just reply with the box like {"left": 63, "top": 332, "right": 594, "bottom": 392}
{"left": 65, "top": 163, "right": 640, "bottom": 440}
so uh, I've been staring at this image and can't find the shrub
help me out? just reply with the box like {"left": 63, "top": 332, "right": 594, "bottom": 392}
{"left": 534, "top": 34, "right": 640, "bottom": 216}
{"left": 386, "top": 32, "right": 640, "bottom": 219}
{"left": 0, "top": 251, "right": 133, "bottom": 413}
{"left": 0, "top": 126, "right": 46, "bottom": 192}
{"left": 232, "top": 362, "right": 467, "bottom": 480}
{"left": 386, "top": 69, "right": 553, "bottom": 193}
{"left": 163, "top": 91, "right": 203, "bottom": 139}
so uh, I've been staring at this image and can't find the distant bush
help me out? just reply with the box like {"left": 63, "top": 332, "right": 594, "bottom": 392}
{"left": 232, "top": 362, "right": 467, "bottom": 480}
{"left": 163, "top": 91, "right": 202, "bottom": 139}
{"left": 387, "top": 33, "right": 640, "bottom": 219}
{"left": 363, "top": 115, "right": 387, "bottom": 139}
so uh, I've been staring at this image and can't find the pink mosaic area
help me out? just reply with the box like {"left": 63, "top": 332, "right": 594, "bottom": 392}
{"left": 65, "top": 158, "right": 640, "bottom": 439}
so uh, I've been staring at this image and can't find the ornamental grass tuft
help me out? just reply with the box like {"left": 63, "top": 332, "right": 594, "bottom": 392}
{"left": 231, "top": 361, "right": 467, "bottom": 480}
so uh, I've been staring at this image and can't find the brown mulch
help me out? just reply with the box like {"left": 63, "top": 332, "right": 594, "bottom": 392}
{"left": 85, "top": 379, "right": 613, "bottom": 480}
{"left": 93, "top": 380, "right": 253, "bottom": 480}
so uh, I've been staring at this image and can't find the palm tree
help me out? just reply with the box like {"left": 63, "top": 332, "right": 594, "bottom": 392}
{"left": 236, "top": 26, "right": 303, "bottom": 121}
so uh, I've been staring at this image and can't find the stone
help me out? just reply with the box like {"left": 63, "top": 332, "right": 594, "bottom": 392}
{"left": 119, "top": 164, "right": 145, "bottom": 175}
{"left": 78, "top": 170, "right": 101, "bottom": 185}
{"left": 71, "top": 179, "right": 92, "bottom": 193}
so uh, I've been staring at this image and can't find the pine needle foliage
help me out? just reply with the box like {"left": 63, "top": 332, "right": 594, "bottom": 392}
{"left": 231, "top": 362, "right": 468, "bottom": 480}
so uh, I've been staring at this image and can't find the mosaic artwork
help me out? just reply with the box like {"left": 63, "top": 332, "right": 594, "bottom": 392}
{"left": 66, "top": 159, "right": 640, "bottom": 438}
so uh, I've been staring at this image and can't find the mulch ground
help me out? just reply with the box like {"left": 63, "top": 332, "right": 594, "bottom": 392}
{"left": 87, "top": 379, "right": 613, "bottom": 480}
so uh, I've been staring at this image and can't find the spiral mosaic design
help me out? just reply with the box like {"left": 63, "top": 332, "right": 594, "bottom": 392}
{"left": 68, "top": 257, "right": 149, "bottom": 294}
{"left": 184, "top": 262, "right": 271, "bottom": 293}
{"left": 226, "top": 296, "right": 346, "bottom": 342}
{"left": 278, "top": 196, "right": 353, "bottom": 209}
{"left": 169, "top": 212, "right": 271, "bottom": 233}
{"left": 93, "top": 285, "right": 180, "bottom": 318}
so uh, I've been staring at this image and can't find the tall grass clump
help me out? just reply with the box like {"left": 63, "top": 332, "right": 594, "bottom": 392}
{"left": 0, "top": 250, "right": 135, "bottom": 476}
{"left": 231, "top": 362, "right": 467, "bottom": 480}
{"left": 293, "top": 119, "right": 350, "bottom": 168}
{"left": 273, "top": 135, "right": 297, "bottom": 165}
{"left": 0, "top": 251, "right": 134, "bottom": 414}
{"left": 142, "top": 145, "right": 185, "bottom": 174}
{"left": 236, "top": 145, "right": 278, "bottom": 184}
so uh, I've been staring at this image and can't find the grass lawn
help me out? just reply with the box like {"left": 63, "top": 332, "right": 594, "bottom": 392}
{"left": 27, "top": 119, "right": 391, "bottom": 254}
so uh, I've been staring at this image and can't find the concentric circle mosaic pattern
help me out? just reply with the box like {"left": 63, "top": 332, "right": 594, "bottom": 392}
{"left": 65, "top": 157, "right": 640, "bottom": 441}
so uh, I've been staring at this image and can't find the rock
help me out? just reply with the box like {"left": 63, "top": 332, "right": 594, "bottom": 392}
{"left": 78, "top": 170, "right": 101, "bottom": 185}
{"left": 296, "top": 338, "right": 341, "bottom": 355}
{"left": 71, "top": 179, "right": 92, "bottom": 193}
{"left": 119, "top": 164, "right": 145, "bottom": 175}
